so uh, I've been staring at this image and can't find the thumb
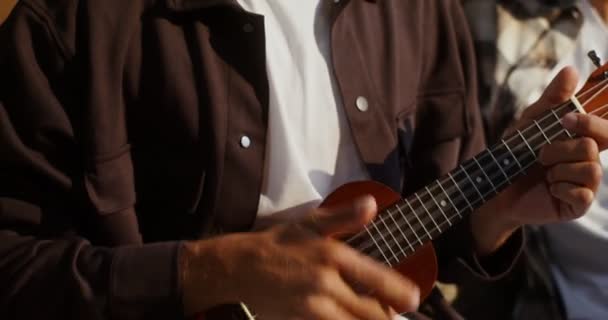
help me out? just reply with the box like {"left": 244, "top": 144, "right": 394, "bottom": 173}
{"left": 302, "top": 195, "right": 378, "bottom": 237}
{"left": 522, "top": 66, "right": 579, "bottom": 120}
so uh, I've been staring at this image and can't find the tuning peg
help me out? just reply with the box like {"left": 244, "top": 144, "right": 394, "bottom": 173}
{"left": 588, "top": 50, "right": 608, "bottom": 79}
{"left": 588, "top": 50, "right": 602, "bottom": 68}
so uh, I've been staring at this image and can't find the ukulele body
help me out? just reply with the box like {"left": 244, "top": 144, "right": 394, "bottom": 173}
{"left": 201, "top": 180, "right": 439, "bottom": 319}
{"left": 321, "top": 180, "right": 438, "bottom": 301}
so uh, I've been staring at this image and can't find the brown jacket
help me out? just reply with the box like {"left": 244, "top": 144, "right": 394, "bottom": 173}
{"left": 0, "top": 0, "right": 522, "bottom": 319}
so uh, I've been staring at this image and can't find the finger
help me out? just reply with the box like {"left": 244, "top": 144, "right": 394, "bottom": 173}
{"left": 302, "top": 196, "right": 378, "bottom": 236}
{"left": 539, "top": 138, "right": 599, "bottom": 166}
{"left": 546, "top": 161, "right": 603, "bottom": 190}
{"left": 301, "top": 295, "right": 358, "bottom": 320}
{"left": 522, "top": 67, "right": 579, "bottom": 120}
{"left": 549, "top": 182, "right": 594, "bottom": 219}
{"left": 561, "top": 113, "right": 608, "bottom": 150}
{"left": 318, "top": 271, "right": 390, "bottom": 320}
{"left": 386, "top": 306, "right": 398, "bottom": 318}
{"left": 334, "top": 248, "right": 420, "bottom": 313}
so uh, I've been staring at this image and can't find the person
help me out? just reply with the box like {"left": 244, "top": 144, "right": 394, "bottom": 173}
{"left": 461, "top": 0, "right": 608, "bottom": 319}
{"left": 0, "top": 1, "right": 606, "bottom": 319}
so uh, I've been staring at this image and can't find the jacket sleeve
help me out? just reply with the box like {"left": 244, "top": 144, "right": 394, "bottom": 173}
{"left": 427, "top": 0, "right": 525, "bottom": 283}
{"left": 0, "top": 4, "right": 182, "bottom": 319}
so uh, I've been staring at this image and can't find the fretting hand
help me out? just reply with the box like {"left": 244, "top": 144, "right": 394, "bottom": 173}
{"left": 473, "top": 67, "right": 608, "bottom": 255}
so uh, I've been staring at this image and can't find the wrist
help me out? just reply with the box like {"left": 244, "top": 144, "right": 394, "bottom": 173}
{"left": 180, "top": 238, "right": 235, "bottom": 316}
{"left": 472, "top": 198, "right": 521, "bottom": 256}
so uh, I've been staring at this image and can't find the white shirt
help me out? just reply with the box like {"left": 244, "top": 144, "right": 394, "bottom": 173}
{"left": 234, "top": 0, "right": 369, "bottom": 227}
{"left": 542, "top": 1, "right": 608, "bottom": 318}
{"left": 235, "top": 1, "right": 408, "bottom": 319}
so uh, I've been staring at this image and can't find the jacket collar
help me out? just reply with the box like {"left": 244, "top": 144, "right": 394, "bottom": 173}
{"left": 164, "top": 0, "right": 238, "bottom": 12}
{"left": 165, "top": 0, "right": 377, "bottom": 12}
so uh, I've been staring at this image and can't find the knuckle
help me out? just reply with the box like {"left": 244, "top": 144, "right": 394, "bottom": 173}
{"left": 359, "top": 296, "right": 381, "bottom": 309}
{"left": 354, "top": 208, "right": 372, "bottom": 227}
{"left": 394, "top": 279, "right": 420, "bottom": 311}
{"left": 313, "top": 267, "right": 336, "bottom": 292}
{"left": 580, "top": 138, "right": 599, "bottom": 159}
{"left": 575, "top": 189, "right": 594, "bottom": 207}
{"left": 358, "top": 297, "right": 388, "bottom": 319}
{"left": 303, "top": 295, "right": 316, "bottom": 310}
{"left": 589, "top": 162, "right": 603, "bottom": 184}
{"left": 578, "top": 115, "right": 593, "bottom": 132}
{"left": 276, "top": 223, "right": 308, "bottom": 243}
{"left": 583, "top": 190, "right": 594, "bottom": 206}
{"left": 304, "top": 208, "right": 325, "bottom": 231}
{"left": 303, "top": 294, "right": 329, "bottom": 313}
{"left": 538, "top": 145, "right": 553, "bottom": 165}
{"left": 318, "top": 242, "right": 339, "bottom": 264}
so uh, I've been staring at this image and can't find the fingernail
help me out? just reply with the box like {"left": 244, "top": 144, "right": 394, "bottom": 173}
{"left": 562, "top": 113, "right": 578, "bottom": 130}
{"left": 408, "top": 285, "right": 421, "bottom": 311}
{"left": 355, "top": 195, "right": 375, "bottom": 213}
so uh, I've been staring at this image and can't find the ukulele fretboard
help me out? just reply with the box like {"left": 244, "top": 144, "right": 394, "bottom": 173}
{"left": 347, "top": 102, "right": 578, "bottom": 266}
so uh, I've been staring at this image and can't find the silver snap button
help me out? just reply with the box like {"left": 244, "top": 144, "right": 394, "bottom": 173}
{"left": 240, "top": 136, "right": 251, "bottom": 148}
{"left": 356, "top": 96, "right": 369, "bottom": 112}
{"left": 243, "top": 23, "right": 254, "bottom": 33}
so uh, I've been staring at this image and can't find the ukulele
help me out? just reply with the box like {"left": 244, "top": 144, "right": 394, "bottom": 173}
{"left": 201, "top": 56, "right": 608, "bottom": 319}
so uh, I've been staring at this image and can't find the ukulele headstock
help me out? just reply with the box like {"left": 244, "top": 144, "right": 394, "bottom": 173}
{"left": 576, "top": 51, "right": 608, "bottom": 118}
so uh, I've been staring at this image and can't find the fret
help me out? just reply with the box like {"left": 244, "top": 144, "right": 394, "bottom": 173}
{"left": 486, "top": 149, "right": 511, "bottom": 184}
{"left": 404, "top": 198, "right": 432, "bottom": 240}
{"left": 370, "top": 220, "right": 399, "bottom": 263}
{"left": 364, "top": 225, "right": 392, "bottom": 266}
{"left": 437, "top": 179, "right": 461, "bottom": 218}
{"left": 415, "top": 192, "right": 441, "bottom": 233}
{"left": 472, "top": 156, "right": 498, "bottom": 195}
{"left": 377, "top": 213, "right": 407, "bottom": 257}
{"left": 396, "top": 204, "right": 423, "bottom": 246}
{"left": 533, "top": 120, "right": 552, "bottom": 144}
{"left": 517, "top": 129, "right": 537, "bottom": 159}
{"left": 550, "top": 109, "right": 573, "bottom": 138}
{"left": 448, "top": 172, "right": 474, "bottom": 212}
{"left": 459, "top": 165, "right": 485, "bottom": 203}
{"left": 425, "top": 186, "right": 452, "bottom": 226}
{"left": 386, "top": 208, "right": 415, "bottom": 253}
{"left": 501, "top": 139, "right": 524, "bottom": 173}
{"left": 539, "top": 110, "right": 569, "bottom": 141}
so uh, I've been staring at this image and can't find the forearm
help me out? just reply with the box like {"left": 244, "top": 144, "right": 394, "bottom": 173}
{"left": 433, "top": 192, "right": 524, "bottom": 283}
{"left": 0, "top": 227, "right": 182, "bottom": 319}
{"left": 471, "top": 194, "right": 521, "bottom": 256}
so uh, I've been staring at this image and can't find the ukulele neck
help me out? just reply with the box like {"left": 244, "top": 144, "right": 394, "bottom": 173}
{"left": 349, "top": 102, "right": 579, "bottom": 266}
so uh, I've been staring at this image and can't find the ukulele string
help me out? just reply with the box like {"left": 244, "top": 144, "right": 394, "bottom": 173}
{"left": 596, "top": 104, "right": 608, "bottom": 118}
{"left": 356, "top": 104, "right": 581, "bottom": 261}
{"left": 347, "top": 78, "right": 608, "bottom": 262}
{"left": 346, "top": 99, "right": 574, "bottom": 257}
{"left": 357, "top": 121, "right": 572, "bottom": 263}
